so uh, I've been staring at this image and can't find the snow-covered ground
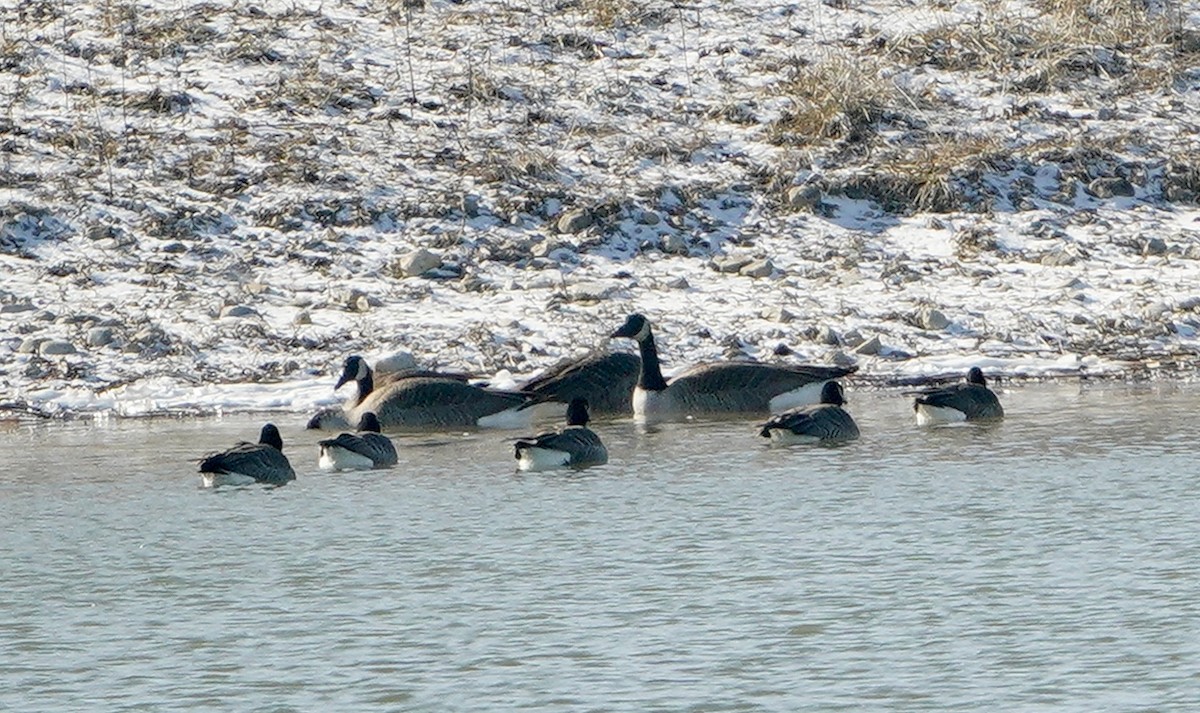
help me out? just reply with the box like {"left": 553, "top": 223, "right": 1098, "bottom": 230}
{"left": 4, "top": 0, "right": 1200, "bottom": 418}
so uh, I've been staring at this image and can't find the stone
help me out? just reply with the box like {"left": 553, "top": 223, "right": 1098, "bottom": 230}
{"left": 916, "top": 306, "right": 951, "bottom": 331}
{"left": 740, "top": 259, "right": 774, "bottom": 278}
{"left": 841, "top": 329, "right": 865, "bottom": 347}
{"left": 819, "top": 326, "right": 841, "bottom": 345}
{"left": 39, "top": 340, "right": 76, "bottom": 356}
{"left": 712, "top": 255, "right": 753, "bottom": 273}
{"left": 161, "top": 242, "right": 187, "bottom": 254}
{"left": 397, "top": 248, "right": 441, "bottom": 277}
{"left": 556, "top": 208, "right": 593, "bottom": 234}
{"left": 1143, "top": 237, "right": 1169, "bottom": 256}
{"left": 32, "top": 309, "right": 57, "bottom": 322}
{"left": 667, "top": 276, "right": 690, "bottom": 289}
{"left": 638, "top": 210, "right": 661, "bottom": 226}
{"left": 86, "top": 326, "right": 116, "bottom": 347}
{"left": 786, "top": 184, "right": 822, "bottom": 211}
{"left": 854, "top": 335, "right": 883, "bottom": 355}
{"left": 566, "top": 281, "right": 617, "bottom": 302}
{"left": 1086, "top": 177, "right": 1136, "bottom": 199}
{"left": 376, "top": 352, "right": 419, "bottom": 375}
{"left": 18, "top": 337, "right": 45, "bottom": 354}
{"left": 760, "top": 306, "right": 795, "bottom": 323}
{"left": 1, "top": 302, "right": 35, "bottom": 314}
{"left": 220, "top": 305, "right": 258, "bottom": 319}
{"left": 661, "top": 234, "right": 687, "bottom": 255}
{"left": 293, "top": 310, "right": 312, "bottom": 326}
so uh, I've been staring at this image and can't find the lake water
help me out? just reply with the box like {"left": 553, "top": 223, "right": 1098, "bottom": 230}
{"left": 2, "top": 382, "right": 1199, "bottom": 711}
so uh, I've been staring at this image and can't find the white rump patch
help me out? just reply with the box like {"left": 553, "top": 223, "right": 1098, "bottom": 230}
{"left": 915, "top": 403, "right": 967, "bottom": 426}
{"left": 764, "top": 429, "right": 823, "bottom": 446}
{"left": 319, "top": 445, "right": 376, "bottom": 472}
{"left": 200, "top": 472, "right": 258, "bottom": 488}
{"left": 768, "top": 381, "right": 828, "bottom": 413}
{"left": 516, "top": 446, "right": 571, "bottom": 472}
{"left": 477, "top": 406, "right": 534, "bottom": 430}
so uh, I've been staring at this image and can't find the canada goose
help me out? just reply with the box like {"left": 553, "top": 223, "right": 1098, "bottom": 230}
{"left": 305, "top": 366, "right": 479, "bottom": 431}
{"left": 333, "top": 355, "right": 531, "bottom": 429}
{"left": 758, "top": 381, "right": 860, "bottom": 444}
{"left": 517, "top": 351, "right": 641, "bottom": 416}
{"left": 514, "top": 398, "right": 608, "bottom": 471}
{"left": 198, "top": 423, "right": 296, "bottom": 487}
{"left": 912, "top": 367, "right": 1004, "bottom": 425}
{"left": 610, "top": 313, "right": 857, "bottom": 422}
{"left": 317, "top": 412, "right": 398, "bottom": 471}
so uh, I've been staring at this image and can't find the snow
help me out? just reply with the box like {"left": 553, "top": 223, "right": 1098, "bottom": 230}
{"left": 3, "top": 0, "right": 1200, "bottom": 419}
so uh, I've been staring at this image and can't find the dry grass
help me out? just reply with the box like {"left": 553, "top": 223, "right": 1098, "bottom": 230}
{"left": 838, "top": 134, "right": 1004, "bottom": 213}
{"left": 770, "top": 55, "right": 900, "bottom": 146}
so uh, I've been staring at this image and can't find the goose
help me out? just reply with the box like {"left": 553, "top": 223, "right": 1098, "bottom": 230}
{"left": 198, "top": 423, "right": 296, "bottom": 487}
{"left": 517, "top": 350, "right": 641, "bottom": 416}
{"left": 331, "top": 355, "right": 531, "bottom": 430}
{"left": 609, "top": 313, "right": 857, "bottom": 422}
{"left": 758, "top": 381, "right": 860, "bottom": 444}
{"left": 513, "top": 398, "right": 608, "bottom": 471}
{"left": 317, "top": 412, "right": 398, "bottom": 471}
{"left": 305, "top": 366, "right": 478, "bottom": 430}
{"left": 912, "top": 366, "right": 1004, "bottom": 425}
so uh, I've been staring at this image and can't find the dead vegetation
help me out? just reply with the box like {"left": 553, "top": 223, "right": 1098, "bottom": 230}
{"left": 769, "top": 55, "right": 903, "bottom": 147}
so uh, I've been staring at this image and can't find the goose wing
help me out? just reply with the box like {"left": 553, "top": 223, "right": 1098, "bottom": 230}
{"left": 199, "top": 442, "right": 295, "bottom": 483}
{"left": 913, "top": 383, "right": 1003, "bottom": 420}
{"left": 515, "top": 427, "right": 608, "bottom": 466}
{"left": 519, "top": 351, "right": 641, "bottom": 414}
{"left": 760, "top": 405, "right": 859, "bottom": 440}
{"left": 363, "top": 377, "right": 528, "bottom": 427}
{"left": 668, "top": 362, "right": 856, "bottom": 412}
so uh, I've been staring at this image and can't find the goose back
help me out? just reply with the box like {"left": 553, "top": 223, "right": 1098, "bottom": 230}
{"left": 519, "top": 351, "right": 641, "bottom": 415}
{"left": 358, "top": 376, "right": 529, "bottom": 429}
{"left": 199, "top": 424, "right": 295, "bottom": 486}
{"left": 513, "top": 398, "right": 608, "bottom": 471}
{"left": 658, "top": 361, "right": 857, "bottom": 415}
{"left": 317, "top": 413, "right": 398, "bottom": 470}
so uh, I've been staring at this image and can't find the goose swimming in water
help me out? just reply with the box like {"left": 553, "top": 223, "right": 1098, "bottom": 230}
{"left": 327, "top": 355, "right": 531, "bottom": 430}
{"left": 758, "top": 381, "right": 860, "bottom": 444}
{"left": 517, "top": 350, "right": 641, "bottom": 416}
{"left": 911, "top": 367, "right": 1004, "bottom": 425}
{"left": 318, "top": 412, "right": 398, "bottom": 471}
{"left": 305, "top": 365, "right": 478, "bottom": 430}
{"left": 513, "top": 397, "right": 608, "bottom": 471}
{"left": 198, "top": 423, "right": 296, "bottom": 487}
{"left": 610, "top": 313, "right": 857, "bottom": 423}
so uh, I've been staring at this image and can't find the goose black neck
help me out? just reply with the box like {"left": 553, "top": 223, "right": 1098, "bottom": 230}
{"left": 635, "top": 331, "right": 669, "bottom": 392}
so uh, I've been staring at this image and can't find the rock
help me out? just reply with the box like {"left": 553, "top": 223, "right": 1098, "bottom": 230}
{"left": 638, "top": 210, "right": 661, "bottom": 226}
{"left": 1143, "top": 237, "right": 1169, "bottom": 256}
{"left": 831, "top": 350, "right": 857, "bottom": 367}
{"left": 556, "top": 208, "right": 593, "bottom": 234}
{"left": 86, "top": 327, "right": 116, "bottom": 347}
{"left": 161, "top": 242, "right": 187, "bottom": 254}
{"left": 376, "top": 352, "right": 419, "bottom": 375}
{"left": 1143, "top": 301, "right": 1171, "bottom": 319}
{"left": 293, "top": 310, "right": 312, "bottom": 326}
{"left": 915, "top": 306, "right": 951, "bottom": 331}
{"left": 397, "top": 248, "right": 442, "bottom": 277}
{"left": 740, "top": 259, "right": 774, "bottom": 278}
{"left": 711, "top": 255, "right": 753, "bottom": 273}
{"left": 39, "top": 340, "right": 76, "bottom": 356}
{"left": 1086, "top": 177, "right": 1135, "bottom": 199}
{"left": 773, "top": 343, "right": 793, "bottom": 356}
{"left": 760, "top": 306, "right": 795, "bottom": 323}
{"left": 220, "top": 305, "right": 258, "bottom": 319}
{"left": 18, "top": 337, "right": 45, "bottom": 354}
{"left": 786, "top": 184, "right": 822, "bottom": 211}
{"left": 841, "top": 329, "right": 865, "bottom": 348}
{"left": 819, "top": 326, "right": 841, "bottom": 345}
{"left": 346, "top": 290, "right": 372, "bottom": 312}
{"left": 667, "top": 276, "right": 690, "bottom": 289}
{"left": 1041, "top": 246, "right": 1081, "bottom": 267}
{"left": 854, "top": 335, "right": 883, "bottom": 355}
{"left": 32, "top": 309, "right": 57, "bottom": 322}
{"left": 1, "top": 302, "right": 36, "bottom": 314}
{"left": 566, "top": 281, "right": 617, "bottom": 302}
{"left": 462, "top": 194, "right": 483, "bottom": 218}
{"left": 661, "top": 234, "right": 687, "bottom": 255}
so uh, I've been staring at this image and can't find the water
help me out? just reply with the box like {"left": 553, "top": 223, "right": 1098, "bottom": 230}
{"left": 3, "top": 383, "right": 1199, "bottom": 712}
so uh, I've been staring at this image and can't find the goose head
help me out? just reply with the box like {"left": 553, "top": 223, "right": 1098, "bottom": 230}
{"left": 358, "top": 412, "right": 382, "bottom": 433}
{"left": 259, "top": 423, "right": 284, "bottom": 451}
{"left": 967, "top": 367, "right": 986, "bottom": 386}
{"left": 566, "top": 397, "right": 591, "bottom": 427}
{"left": 335, "top": 355, "right": 371, "bottom": 390}
{"left": 820, "top": 381, "right": 847, "bottom": 406}
{"left": 611, "top": 313, "right": 652, "bottom": 342}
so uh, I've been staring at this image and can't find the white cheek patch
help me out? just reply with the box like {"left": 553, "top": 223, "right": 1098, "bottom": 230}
{"left": 636, "top": 321, "right": 651, "bottom": 341}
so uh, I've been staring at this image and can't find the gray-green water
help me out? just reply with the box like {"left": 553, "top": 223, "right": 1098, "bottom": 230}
{"left": 3, "top": 383, "right": 1199, "bottom": 711}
